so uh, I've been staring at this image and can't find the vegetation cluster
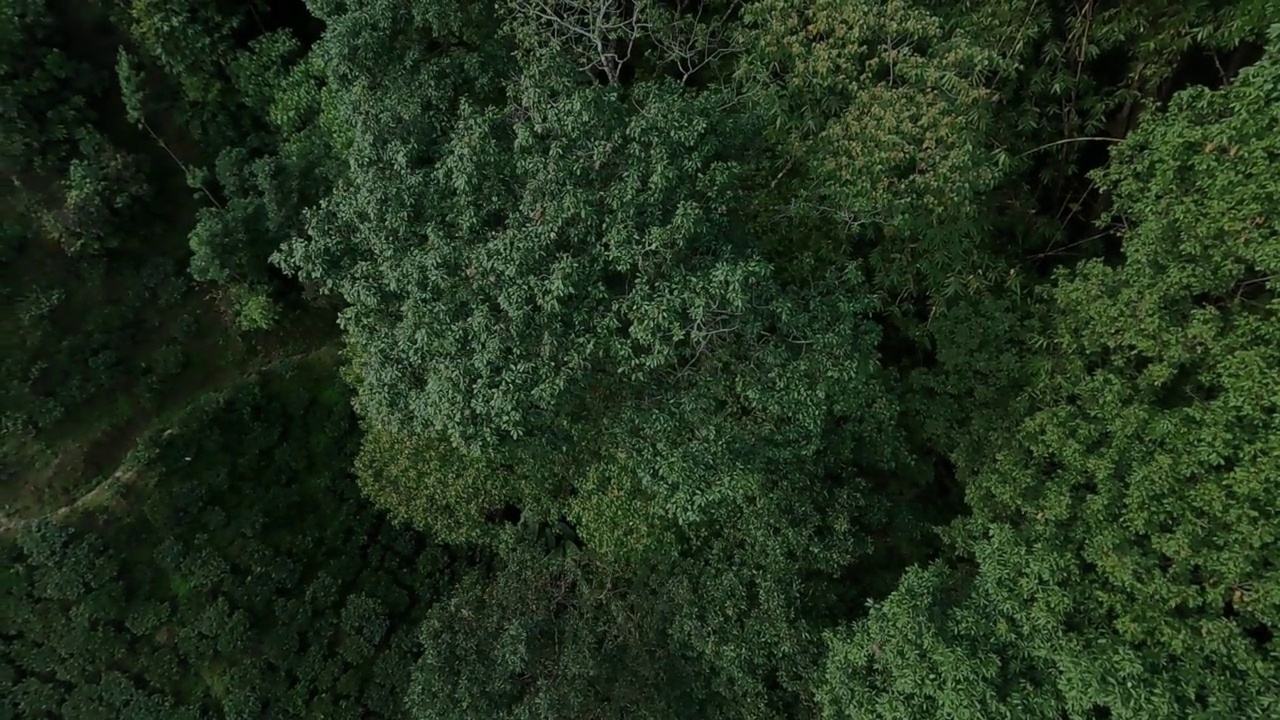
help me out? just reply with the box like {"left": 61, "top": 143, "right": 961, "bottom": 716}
{"left": 2, "top": 1, "right": 1277, "bottom": 718}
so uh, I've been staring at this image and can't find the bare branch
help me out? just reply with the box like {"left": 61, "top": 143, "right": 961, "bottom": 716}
{"left": 648, "top": 0, "right": 743, "bottom": 83}
{"left": 517, "top": 0, "right": 648, "bottom": 84}
{"left": 517, "top": 0, "right": 741, "bottom": 84}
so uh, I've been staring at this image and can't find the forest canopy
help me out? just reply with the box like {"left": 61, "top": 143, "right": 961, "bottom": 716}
{"left": 2, "top": 0, "right": 1278, "bottom": 718}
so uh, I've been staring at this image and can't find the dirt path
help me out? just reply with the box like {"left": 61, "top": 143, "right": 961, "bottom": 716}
{"left": 0, "top": 346, "right": 336, "bottom": 535}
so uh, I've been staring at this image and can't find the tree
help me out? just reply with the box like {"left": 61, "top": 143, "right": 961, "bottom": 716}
{"left": 2, "top": 358, "right": 462, "bottom": 719}
{"left": 40, "top": 131, "right": 149, "bottom": 256}
{"left": 285, "top": 68, "right": 905, "bottom": 557}
{"left": 735, "top": 0, "right": 1014, "bottom": 303}
{"left": 0, "top": 0, "right": 101, "bottom": 174}
{"left": 510, "top": 0, "right": 742, "bottom": 85}
{"left": 407, "top": 542, "right": 720, "bottom": 720}
{"left": 819, "top": 30, "right": 1280, "bottom": 719}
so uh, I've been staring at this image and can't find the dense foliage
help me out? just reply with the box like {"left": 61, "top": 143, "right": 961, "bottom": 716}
{"left": 4, "top": 357, "right": 454, "bottom": 718}
{"left": 3, "top": 0, "right": 1277, "bottom": 718}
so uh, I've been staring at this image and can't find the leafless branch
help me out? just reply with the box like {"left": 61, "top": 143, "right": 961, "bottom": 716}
{"left": 518, "top": 0, "right": 648, "bottom": 84}
{"left": 649, "top": 0, "right": 743, "bottom": 83}
{"left": 518, "top": 0, "right": 742, "bottom": 85}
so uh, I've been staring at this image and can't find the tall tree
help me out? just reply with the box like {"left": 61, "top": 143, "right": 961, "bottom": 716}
{"left": 282, "top": 44, "right": 906, "bottom": 553}
{"left": 818, "top": 30, "right": 1280, "bottom": 719}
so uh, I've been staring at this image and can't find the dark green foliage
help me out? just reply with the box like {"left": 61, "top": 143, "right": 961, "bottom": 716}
{"left": 0, "top": 203, "right": 210, "bottom": 506}
{"left": 39, "top": 130, "right": 150, "bottom": 256}
{"left": 410, "top": 543, "right": 713, "bottom": 720}
{"left": 283, "top": 1, "right": 912, "bottom": 571}
{"left": 0, "top": 0, "right": 228, "bottom": 513}
{"left": 113, "top": 0, "right": 330, "bottom": 321}
{"left": 2, "top": 358, "right": 456, "bottom": 719}
{"left": 818, "top": 27, "right": 1280, "bottom": 720}
{"left": 5, "top": 0, "right": 1279, "bottom": 718}
{"left": 0, "top": 1, "right": 104, "bottom": 174}
{"left": 738, "top": 0, "right": 1013, "bottom": 300}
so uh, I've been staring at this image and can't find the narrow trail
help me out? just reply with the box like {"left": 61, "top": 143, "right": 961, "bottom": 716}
{"left": 0, "top": 345, "right": 337, "bottom": 535}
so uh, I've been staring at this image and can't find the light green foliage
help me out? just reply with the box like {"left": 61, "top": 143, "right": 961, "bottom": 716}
{"left": 115, "top": 48, "right": 148, "bottom": 129}
{"left": 738, "top": 0, "right": 1013, "bottom": 298}
{"left": 229, "top": 31, "right": 303, "bottom": 117}
{"left": 281, "top": 11, "right": 921, "bottom": 714}
{"left": 355, "top": 425, "right": 523, "bottom": 546}
{"left": 228, "top": 282, "right": 280, "bottom": 331}
{"left": 818, "top": 563, "right": 1061, "bottom": 720}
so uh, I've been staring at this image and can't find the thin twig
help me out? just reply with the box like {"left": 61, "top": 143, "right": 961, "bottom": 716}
{"left": 1016, "top": 136, "right": 1123, "bottom": 158}
{"left": 141, "top": 120, "right": 224, "bottom": 210}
